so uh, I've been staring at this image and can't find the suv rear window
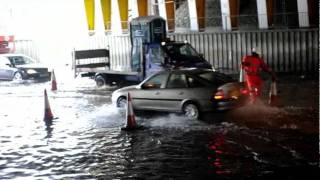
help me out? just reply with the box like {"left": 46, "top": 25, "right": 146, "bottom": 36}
{"left": 196, "top": 72, "right": 234, "bottom": 85}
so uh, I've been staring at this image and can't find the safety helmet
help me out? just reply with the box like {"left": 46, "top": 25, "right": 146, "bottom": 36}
{"left": 252, "top": 47, "right": 261, "bottom": 55}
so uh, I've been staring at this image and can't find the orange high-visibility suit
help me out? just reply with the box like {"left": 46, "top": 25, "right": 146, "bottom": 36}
{"left": 241, "top": 55, "right": 274, "bottom": 103}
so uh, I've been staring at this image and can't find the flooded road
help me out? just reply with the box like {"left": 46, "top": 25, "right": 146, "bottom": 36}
{"left": 0, "top": 71, "right": 318, "bottom": 179}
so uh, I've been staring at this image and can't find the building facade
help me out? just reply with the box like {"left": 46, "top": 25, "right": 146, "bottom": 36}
{"left": 84, "top": 0, "right": 319, "bottom": 33}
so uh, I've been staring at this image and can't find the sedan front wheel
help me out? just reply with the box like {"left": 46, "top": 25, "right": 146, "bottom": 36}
{"left": 13, "top": 72, "right": 23, "bottom": 81}
{"left": 116, "top": 96, "right": 127, "bottom": 108}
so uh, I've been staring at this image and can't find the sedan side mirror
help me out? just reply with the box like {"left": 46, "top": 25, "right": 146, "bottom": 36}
{"left": 5, "top": 63, "right": 12, "bottom": 67}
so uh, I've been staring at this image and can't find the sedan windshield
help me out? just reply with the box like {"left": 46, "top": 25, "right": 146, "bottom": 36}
{"left": 8, "top": 56, "right": 34, "bottom": 65}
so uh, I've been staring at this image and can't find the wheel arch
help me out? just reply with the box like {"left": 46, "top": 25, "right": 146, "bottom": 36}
{"left": 180, "top": 99, "right": 201, "bottom": 112}
{"left": 116, "top": 95, "right": 127, "bottom": 107}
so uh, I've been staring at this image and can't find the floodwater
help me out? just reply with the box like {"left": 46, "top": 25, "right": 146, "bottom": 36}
{"left": 0, "top": 70, "right": 318, "bottom": 179}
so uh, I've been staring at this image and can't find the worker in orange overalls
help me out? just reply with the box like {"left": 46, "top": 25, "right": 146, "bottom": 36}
{"left": 241, "top": 47, "right": 276, "bottom": 104}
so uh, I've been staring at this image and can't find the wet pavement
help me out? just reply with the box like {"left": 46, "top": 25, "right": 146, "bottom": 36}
{"left": 0, "top": 68, "right": 319, "bottom": 179}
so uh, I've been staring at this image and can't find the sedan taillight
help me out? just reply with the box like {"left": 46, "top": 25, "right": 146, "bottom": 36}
{"left": 214, "top": 90, "right": 225, "bottom": 100}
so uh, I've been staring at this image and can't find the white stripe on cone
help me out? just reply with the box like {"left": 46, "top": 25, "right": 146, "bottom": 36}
{"left": 44, "top": 89, "right": 54, "bottom": 120}
{"left": 51, "top": 70, "right": 57, "bottom": 91}
{"left": 268, "top": 81, "right": 278, "bottom": 106}
{"left": 124, "top": 92, "right": 137, "bottom": 129}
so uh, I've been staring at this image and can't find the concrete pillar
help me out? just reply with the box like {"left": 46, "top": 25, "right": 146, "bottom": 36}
{"left": 137, "top": 0, "right": 148, "bottom": 16}
{"left": 158, "top": 0, "right": 175, "bottom": 31}
{"left": 128, "top": 0, "right": 148, "bottom": 21}
{"left": 84, "top": 0, "right": 95, "bottom": 35}
{"left": 220, "top": 0, "right": 239, "bottom": 31}
{"left": 256, "top": 0, "right": 268, "bottom": 29}
{"left": 96, "top": 0, "right": 107, "bottom": 35}
{"left": 111, "top": 0, "right": 122, "bottom": 35}
{"left": 118, "top": 0, "right": 128, "bottom": 30}
{"left": 297, "top": 0, "right": 309, "bottom": 27}
{"left": 229, "top": 0, "right": 239, "bottom": 28}
{"left": 148, "top": 0, "right": 155, "bottom": 15}
{"left": 266, "top": 0, "right": 274, "bottom": 26}
{"left": 307, "top": 0, "right": 317, "bottom": 26}
{"left": 100, "top": 0, "right": 111, "bottom": 32}
{"left": 196, "top": 0, "right": 205, "bottom": 31}
{"left": 128, "top": 0, "right": 139, "bottom": 21}
{"left": 188, "top": 0, "right": 199, "bottom": 31}
{"left": 165, "top": 0, "right": 175, "bottom": 32}
{"left": 158, "top": 0, "right": 167, "bottom": 22}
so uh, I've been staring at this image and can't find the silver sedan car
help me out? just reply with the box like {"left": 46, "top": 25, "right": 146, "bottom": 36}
{"left": 112, "top": 69, "right": 248, "bottom": 119}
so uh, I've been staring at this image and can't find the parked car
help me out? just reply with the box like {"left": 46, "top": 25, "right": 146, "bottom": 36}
{"left": 0, "top": 54, "right": 51, "bottom": 81}
{"left": 112, "top": 69, "right": 248, "bottom": 119}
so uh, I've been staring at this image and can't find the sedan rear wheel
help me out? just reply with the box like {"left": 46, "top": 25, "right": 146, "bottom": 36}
{"left": 183, "top": 103, "right": 200, "bottom": 120}
{"left": 13, "top": 72, "right": 23, "bottom": 81}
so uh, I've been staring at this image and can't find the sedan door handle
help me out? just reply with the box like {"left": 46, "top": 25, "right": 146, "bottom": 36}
{"left": 155, "top": 92, "right": 160, "bottom": 95}
{"left": 178, "top": 92, "right": 184, "bottom": 95}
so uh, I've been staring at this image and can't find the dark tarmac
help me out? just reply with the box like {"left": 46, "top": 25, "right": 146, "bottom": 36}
{"left": 0, "top": 69, "right": 318, "bottom": 179}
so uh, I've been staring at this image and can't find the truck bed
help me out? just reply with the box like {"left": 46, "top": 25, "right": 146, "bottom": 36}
{"left": 73, "top": 48, "right": 138, "bottom": 76}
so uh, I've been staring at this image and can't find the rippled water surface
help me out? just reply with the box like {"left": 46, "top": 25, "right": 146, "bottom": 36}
{"left": 0, "top": 72, "right": 318, "bottom": 179}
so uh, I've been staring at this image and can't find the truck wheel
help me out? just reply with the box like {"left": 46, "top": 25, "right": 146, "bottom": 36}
{"left": 95, "top": 75, "right": 106, "bottom": 87}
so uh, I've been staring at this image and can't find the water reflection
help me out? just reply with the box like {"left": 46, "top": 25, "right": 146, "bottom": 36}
{"left": 44, "top": 119, "right": 53, "bottom": 140}
{"left": 0, "top": 76, "right": 318, "bottom": 179}
{"left": 208, "top": 129, "right": 232, "bottom": 176}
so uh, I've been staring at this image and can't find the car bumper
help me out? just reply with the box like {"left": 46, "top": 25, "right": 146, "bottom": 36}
{"left": 26, "top": 72, "right": 51, "bottom": 80}
{"left": 211, "top": 96, "right": 248, "bottom": 111}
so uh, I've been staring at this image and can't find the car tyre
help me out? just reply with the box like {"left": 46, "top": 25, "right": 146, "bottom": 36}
{"left": 183, "top": 103, "right": 200, "bottom": 120}
{"left": 13, "top": 72, "right": 23, "bottom": 81}
{"left": 116, "top": 96, "right": 127, "bottom": 108}
{"left": 95, "top": 75, "right": 106, "bottom": 87}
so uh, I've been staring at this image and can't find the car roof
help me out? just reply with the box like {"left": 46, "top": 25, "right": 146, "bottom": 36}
{"left": 166, "top": 68, "right": 214, "bottom": 74}
{"left": 0, "top": 53, "right": 29, "bottom": 57}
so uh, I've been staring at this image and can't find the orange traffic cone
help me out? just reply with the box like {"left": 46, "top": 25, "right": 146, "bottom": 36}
{"left": 121, "top": 92, "right": 139, "bottom": 131}
{"left": 51, "top": 70, "right": 57, "bottom": 91}
{"left": 268, "top": 81, "right": 278, "bottom": 106}
{"left": 239, "top": 68, "right": 246, "bottom": 83}
{"left": 44, "top": 89, "right": 54, "bottom": 120}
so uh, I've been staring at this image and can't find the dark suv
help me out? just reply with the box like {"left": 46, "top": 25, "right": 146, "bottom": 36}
{"left": 0, "top": 54, "right": 51, "bottom": 81}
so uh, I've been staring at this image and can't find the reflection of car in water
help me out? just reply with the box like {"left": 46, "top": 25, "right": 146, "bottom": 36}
{"left": 0, "top": 54, "right": 51, "bottom": 81}
{"left": 112, "top": 69, "right": 248, "bottom": 120}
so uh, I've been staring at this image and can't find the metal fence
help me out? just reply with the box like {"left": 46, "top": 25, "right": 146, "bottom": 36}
{"left": 169, "top": 28, "right": 319, "bottom": 73}
{"left": 79, "top": 28, "right": 318, "bottom": 73}
{"left": 14, "top": 40, "right": 39, "bottom": 61}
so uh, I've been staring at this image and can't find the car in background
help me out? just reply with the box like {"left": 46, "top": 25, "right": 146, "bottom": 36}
{"left": 0, "top": 54, "right": 51, "bottom": 81}
{"left": 112, "top": 69, "right": 248, "bottom": 119}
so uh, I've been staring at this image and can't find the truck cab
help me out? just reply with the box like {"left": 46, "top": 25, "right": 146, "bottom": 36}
{"left": 73, "top": 16, "right": 213, "bottom": 87}
{"left": 130, "top": 16, "right": 212, "bottom": 79}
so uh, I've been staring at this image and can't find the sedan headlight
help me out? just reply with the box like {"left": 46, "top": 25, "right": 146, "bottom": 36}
{"left": 26, "top": 69, "right": 37, "bottom": 74}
